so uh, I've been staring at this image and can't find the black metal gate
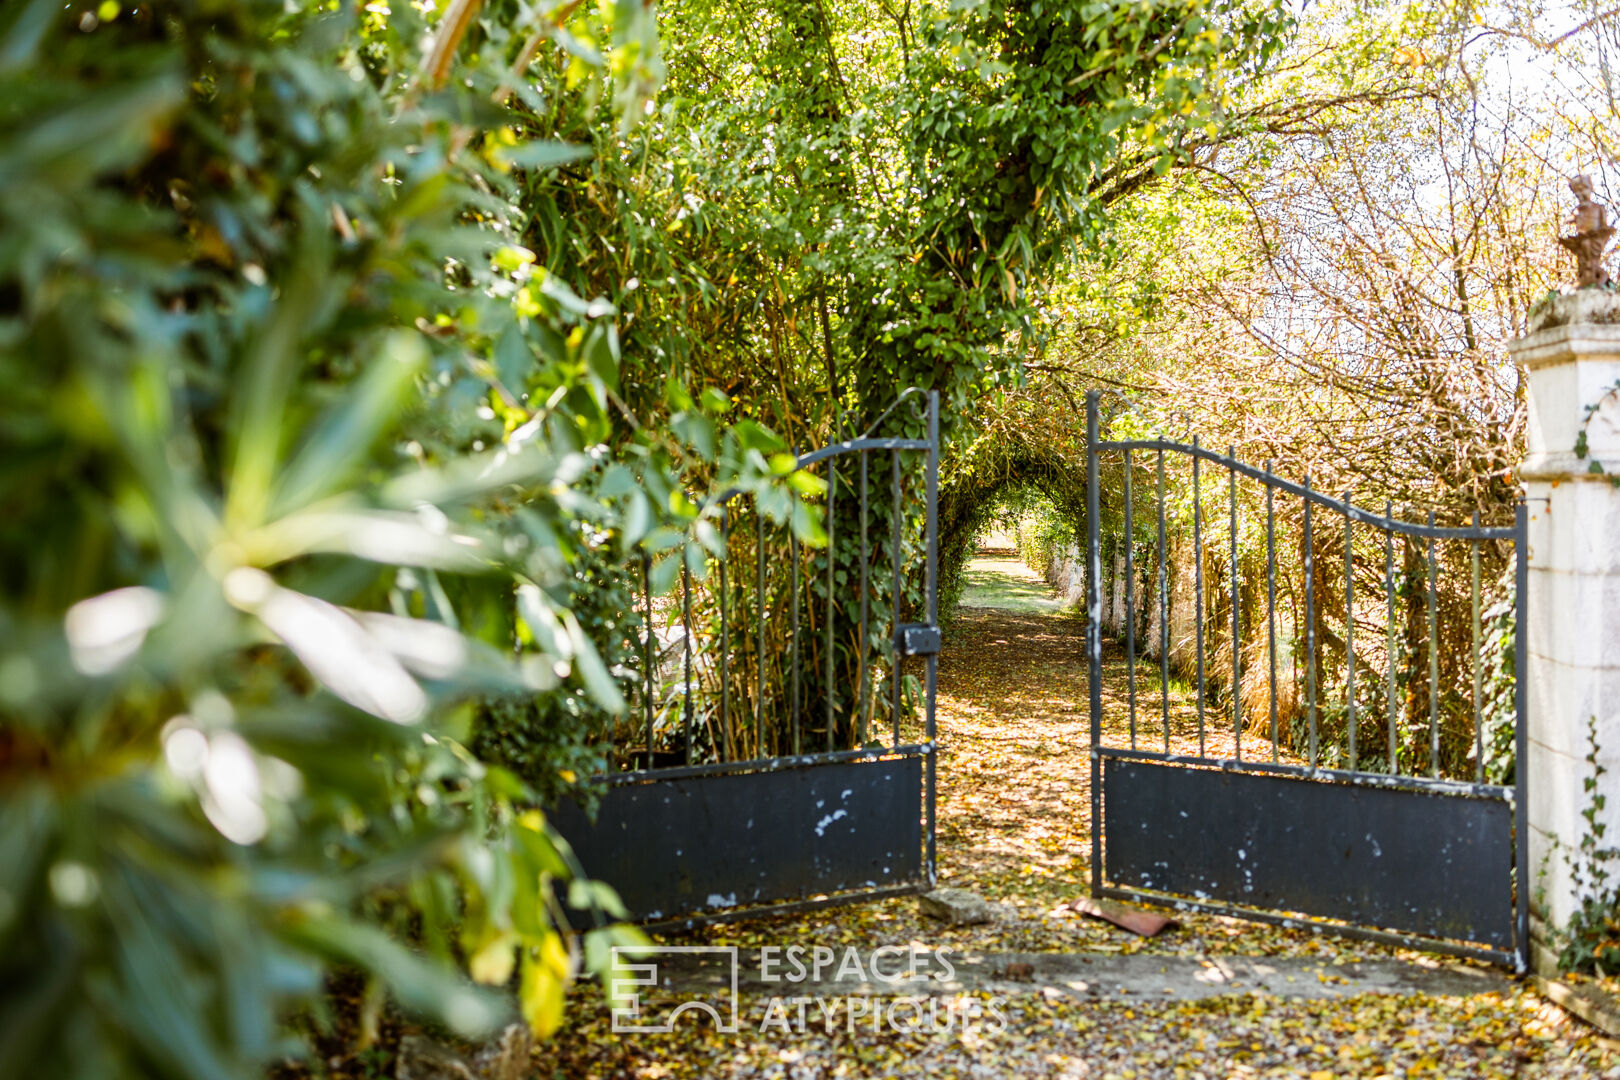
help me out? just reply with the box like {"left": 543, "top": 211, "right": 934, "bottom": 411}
{"left": 553, "top": 392, "right": 940, "bottom": 930}
{"left": 1083, "top": 392, "right": 1529, "bottom": 969}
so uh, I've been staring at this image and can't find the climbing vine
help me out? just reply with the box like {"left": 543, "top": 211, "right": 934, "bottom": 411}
{"left": 1558, "top": 720, "right": 1620, "bottom": 974}
{"left": 1574, "top": 379, "right": 1620, "bottom": 488}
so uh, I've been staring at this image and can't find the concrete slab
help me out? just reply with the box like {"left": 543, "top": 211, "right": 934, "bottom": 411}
{"left": 646, "top": 948, "right": 1510, "bottom": 1002}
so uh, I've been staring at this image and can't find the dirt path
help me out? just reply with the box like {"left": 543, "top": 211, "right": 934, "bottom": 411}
{"left": 932, "top": 551, "right": 1313, "bottom": 953}
{"left": 544, "top": 552, "right": 1616, "bottom": 1078}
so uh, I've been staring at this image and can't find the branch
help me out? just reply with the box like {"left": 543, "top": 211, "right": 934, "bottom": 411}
{"left": 423, "top": 0, "right": 484, "bottom": 90}
{"left": 1025, "top": 364, "right": 1158, "bottom": 393}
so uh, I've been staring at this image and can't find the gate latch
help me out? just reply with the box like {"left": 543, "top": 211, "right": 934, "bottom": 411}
{"left": 895, "top": 623, "right": 941, "bottom": 657}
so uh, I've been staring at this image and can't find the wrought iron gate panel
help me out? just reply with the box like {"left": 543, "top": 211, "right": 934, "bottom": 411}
{"left": 1084, "top": 391, "right": 1529, "bottom": 969}
{"left": 553, "top": 391, "right": 940, "bottom": 929}
{"left": 1103, "top": 758, "right": 1514, "bottom": 950}
{"left": 551, "top": 753, "right": 924, "bottom": 929}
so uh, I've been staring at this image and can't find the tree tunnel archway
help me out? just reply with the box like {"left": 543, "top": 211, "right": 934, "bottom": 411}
{"left": 937, "top": 437, "right": 1094, "bottom": 620}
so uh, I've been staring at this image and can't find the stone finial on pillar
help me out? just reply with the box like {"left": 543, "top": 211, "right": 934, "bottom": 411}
{"left": 1510, "top": 187, "right": 1620, "bottom": 974}
{"left": 1559, "top": 174, "right": 1615, "bottom": 290}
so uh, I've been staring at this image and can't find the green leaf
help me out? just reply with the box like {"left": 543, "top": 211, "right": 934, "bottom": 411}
{"left": 672, "top": 412, "right": 716, "bottom": 460}
{"left": 0, "top": 72, "right": 185, "bottom": 185}
{"left": 621, "top": 489, "right": 653, "bottom": 548}
{"left": 498, "top": 141, "right": 593, "bottom": 171}
{"left": 0, "top": 0, "right": 57, "bottom": 72}
{"left": 383, "top": 444, "right": 559, "bottom": 507}
{"left": 568, "top": 878, "right": 629, "bottom": 919}
{"left": 225, "top": 220, "right": 336, "bottom": 530}
{"left": 791, "top": 499, "right": 827, "bottom": 545}
{"left": 244, "top": 508, "right": 492, "bottom": 571}
{"left": 731, "top": 420, "right": 785, "bottom": 453}
{"left": 788, "top": 469, "right": 828, "bottom": 497}
{"left": 271, "top": 333, "right": 427, "bottom": 517}
{"left": 649, "top": 553, "right": 682, "bottom": 594}
{"left": 285, "top": 916, "right": 507, "bottom": 1037}
{"left": 563, "top": 611, "right": 626, "bottom": 713}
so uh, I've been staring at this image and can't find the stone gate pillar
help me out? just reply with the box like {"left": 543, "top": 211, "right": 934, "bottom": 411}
{"left": 1508, "top": 287, "right": 1620, "bottom": 975}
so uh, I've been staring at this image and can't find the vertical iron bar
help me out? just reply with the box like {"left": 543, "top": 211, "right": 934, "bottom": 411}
{"left": 891, "top": 451, "right": 902, "bottom": 747}
{"left": 1193, "top": 437, "right": 1206, "bottom": 758}
{"left": 859, "top": 452, "right": 870, "bottom": 746}
{"left": 720, "top": 507, "right": 730, "bottom": 762}
{"left": 791, "top": 506, "right": 801, "bottom": 756}
{"left": 757, "top": 509, "right": 766, "bottom": 758}
{"left": 1345, "top": 493, "right": 1356, "bottom": 772}
{"left": 1386, "top": 501, "right": 1397, "bottom": 774}
{"left": 1230, "top": 451, "right": 1240, "bottom": 761}
{"left": 826, "top": 456, "right": 836, "bottom": 752}
{"left": 1304, "top": 477, "right": 1317, "bottom": 767}
{"left": 1266, "top": 462, "right": 1278, "bottom": 761}
{"left": 1086, "top": 392, "right": 1103, "bottom": 899}
{"left": 1472, "top": 510, "right": 1483, "bottom": 784}
{"left": 1124, "top": 448, "right": 1136, "bottom": 750}
{"left": 1514, "top": 499, "right": 1530, "bottom": 973}
{"left": 1158, "top": 448, "right": 1170, "bottom": 754}
{"left": 682, "top": 556, "right": 693, "bottom": 766}
{"left": 925, "top": 391, "right": 939, "bottom": 887}
{"left": 642, "top": 554, "right": 653, "bottom": 768}
{"left": 1427, "top": 510, "right": 1440, "bottom": 778}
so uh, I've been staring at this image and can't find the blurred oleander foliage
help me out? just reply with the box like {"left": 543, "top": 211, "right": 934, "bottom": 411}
{"left": 0, "top": 0, "right": 801, "bottom": 1076}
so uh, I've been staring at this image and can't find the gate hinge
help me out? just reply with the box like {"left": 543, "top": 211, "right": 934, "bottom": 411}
{"left": 895, "top": 623, "right": 941, "bottom": 657}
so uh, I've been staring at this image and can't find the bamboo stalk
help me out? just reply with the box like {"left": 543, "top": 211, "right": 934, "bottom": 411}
{"left": 423, "top": 0, "right": 483, "bottom": 90}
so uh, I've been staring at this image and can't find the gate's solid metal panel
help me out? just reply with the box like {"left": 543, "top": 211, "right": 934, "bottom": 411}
{"left": 551, "top": 755, "right": 923, "bottom": 922}
{"left": 1102, "top": 758, "right": 1514, "bottom": 948}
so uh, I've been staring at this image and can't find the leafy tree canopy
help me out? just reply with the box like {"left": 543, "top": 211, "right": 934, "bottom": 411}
{"left": 0, "top": 0, "right": 1298, "bottom": 1074}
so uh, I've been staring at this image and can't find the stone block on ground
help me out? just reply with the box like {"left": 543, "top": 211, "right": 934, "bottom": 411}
{"left": 918, "top": 887, "right": 997, "bottom": 925}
